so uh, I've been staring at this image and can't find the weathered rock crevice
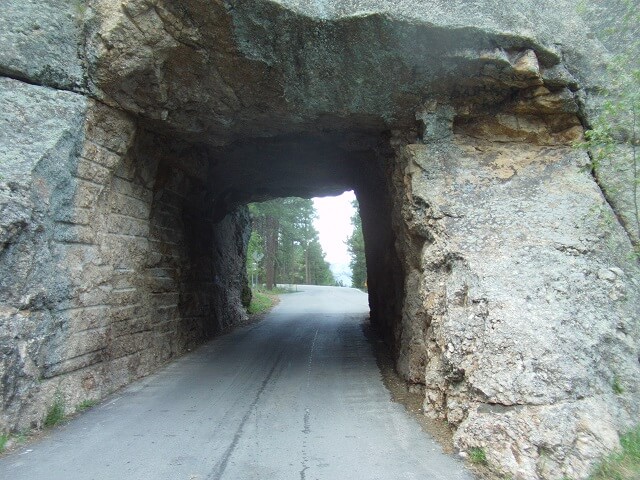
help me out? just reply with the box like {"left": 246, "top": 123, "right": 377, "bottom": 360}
{"left": 571, "top": 88, "right": 640, "bottom": 248}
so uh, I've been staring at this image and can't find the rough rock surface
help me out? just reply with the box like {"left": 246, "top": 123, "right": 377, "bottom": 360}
{"left": 0, "top": 0, "right": 86, "bottom": 90}
{"left": 1, "top": 2, "right": 639, "bottom": 480}
{"left": 1, "top": 77, "right": 90, "bottom": 429}
{"left": 391, "top": 130, "right": 640, "bottom": 479}
{"left": 0, "top": 79, "right": 251, "bottom": 431}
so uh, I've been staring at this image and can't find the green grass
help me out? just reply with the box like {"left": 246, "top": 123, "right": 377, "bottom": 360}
{"left": 612, "top": 376, "right": 624, "bottom": 395}
{"left": 590, "top": 426, "right": 640, "bottom": 480}
{"left": 247, "top": 290, "right": 275, "bottom": 315}
{"left": 469, "top": 447, "right": 488, "bottom": 465}
{"left": 0, "top": 431, "right": 31, "bottom": 454}
{"left": 76, "top": 399, "right": 98, "bottom": 412}
{"left": 246, "top": 286, "right": 295, "bottom": 314}
{"left": 43, "top": 398, "right": 65, "bottom": 428}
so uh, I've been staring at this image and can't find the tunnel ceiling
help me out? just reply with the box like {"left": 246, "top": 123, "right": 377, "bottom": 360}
{"left": 86, "top": 0, "right": 581, "bottom": 149}
{"left": 208, "top": 133, "right": 371, "bottom": 209}
{"left": 140, "top": 128, "right": 384, "bottom": 222}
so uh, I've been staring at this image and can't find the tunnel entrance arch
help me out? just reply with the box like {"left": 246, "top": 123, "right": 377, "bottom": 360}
{"left": 122, "top": 126, "right": 407, "bottom": 360}
{"left": 4, "top": 3, "right": 640, "bottom": 477}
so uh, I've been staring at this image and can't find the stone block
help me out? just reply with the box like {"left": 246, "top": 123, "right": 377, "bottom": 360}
{"left": 0, "top": 0, "right": 84, "bottom": 90}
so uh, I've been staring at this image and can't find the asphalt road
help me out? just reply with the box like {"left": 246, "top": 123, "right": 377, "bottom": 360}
{"left": 0, "top": 285, "right": 473, "bottom": 480}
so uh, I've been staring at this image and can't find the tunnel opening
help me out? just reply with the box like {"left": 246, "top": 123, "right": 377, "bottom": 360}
{"left": 244, "top": 195, "right": 343, "bottom": 291}
{"left": 101, "top": 123, "right": 409, "bottom": 377}
{"left": 210, "top": 129, "right": 406, "bottom": 354}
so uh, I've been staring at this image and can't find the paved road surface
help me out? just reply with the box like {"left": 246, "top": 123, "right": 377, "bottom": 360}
{"left": 0, "top": 286, "right": 473, "bottom": 480}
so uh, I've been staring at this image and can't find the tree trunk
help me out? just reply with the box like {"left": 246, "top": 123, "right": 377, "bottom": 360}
{"left": 304, "top": 244, "right": 310, "bottom": 285}
{"left": 265, "top": 216, "right": 279, "bottom": 290}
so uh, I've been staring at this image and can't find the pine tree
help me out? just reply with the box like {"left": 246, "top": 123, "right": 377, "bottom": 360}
{"left": 248, "top": 197, "right": 335, "bottom": 288}
{"left": 346, "top": 200, "right": 367, "bottom": 288}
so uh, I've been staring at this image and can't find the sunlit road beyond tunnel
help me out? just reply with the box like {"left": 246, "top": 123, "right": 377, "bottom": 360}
{"left": 0, "top": 286, "right": 472, "bottom": 480}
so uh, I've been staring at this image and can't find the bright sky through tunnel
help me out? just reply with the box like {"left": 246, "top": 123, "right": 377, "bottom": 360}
{"left": 313, "top": 191, "right": 356, "bottom": 285}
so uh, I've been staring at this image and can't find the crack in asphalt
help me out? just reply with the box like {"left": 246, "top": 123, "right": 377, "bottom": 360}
{"left": 206, "top": 350, "right": 284, "bottom": 480}
{"left": 300, "top": 329, "right": 318, "bottom": 480}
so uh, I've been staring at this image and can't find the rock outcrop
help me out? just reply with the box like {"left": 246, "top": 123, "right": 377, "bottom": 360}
{"left": 0, "top": 80, "right": 251, "bottom": 431}
{"left": 1, "top": 1, "right": 638, "bottom": 479}
{"left": 392, "top": 111, "right": 639, "bottom": 479}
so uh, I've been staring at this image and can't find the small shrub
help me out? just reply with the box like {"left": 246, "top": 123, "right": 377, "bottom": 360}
{"left": 590, "top": 426, "right": 640, "bottom": 480}
{"left": 613, "top": 376, "right": 624, "bottom": 395}
{"left": 43, "top": 398, "right": 65, "bottom": 428}
{"left": 76, "top": 399, "right": 97, "bottom": 412}
{"left": 469, "top": 447, "right": 488, "bottom": 465}
{"left": 247, "top": 289, "right": 275, "bottom": 315}
{"left": 0, "top": 434, "right": 8, "bottom": 453}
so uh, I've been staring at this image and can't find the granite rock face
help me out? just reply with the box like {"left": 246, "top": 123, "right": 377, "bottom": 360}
{"left": 0, "top": 77, "right": 90, "bottom": 429}
{"left": 391, "top": 127, "right": 639, "bottom": 480}
{"left": 1, "top": 2, "right": 639, "bottom": 479}
{"left": 84, "top": 0, "right": 596, "bottom": 143}
{"left": 0, "top": 79, "right": 251, "bottom": 432}
{"left": 0, "top": 0, "right": 86, "bottom": 90}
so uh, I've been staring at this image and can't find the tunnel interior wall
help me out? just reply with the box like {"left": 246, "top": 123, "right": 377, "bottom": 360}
{"left": 353, "top": 145, "right": 406, "bottom": 355}
{"left": 0, "top": 94, "right": 250, "bottom": 432}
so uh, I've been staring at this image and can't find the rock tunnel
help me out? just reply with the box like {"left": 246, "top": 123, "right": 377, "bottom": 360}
{"left": 92, "top": 120, "right": 408, "bottom": 368}
{"left": 2, "top": 1, "right": 640, "bottom": 479}
{"left": 204, "top": 129, "right": 405, "bottom": 347}
{"left": 1, "top": 95, "right": 412, "bottom": 432}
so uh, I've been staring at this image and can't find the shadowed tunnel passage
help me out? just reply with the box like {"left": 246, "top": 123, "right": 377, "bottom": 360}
{"left": 135, "top": 125, "right": 407, "bottom": 357}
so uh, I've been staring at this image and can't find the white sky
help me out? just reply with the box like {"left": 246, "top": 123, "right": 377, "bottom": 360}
{"left": 313, "top": 191, "right": 356, "bottom": 266}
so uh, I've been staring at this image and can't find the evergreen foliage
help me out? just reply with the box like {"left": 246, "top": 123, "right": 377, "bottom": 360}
{"left": 346, "top": 200, "right": 367, "bottom": 289}
{"left": 248, "top": 198, "right": 335, "bottom": 287}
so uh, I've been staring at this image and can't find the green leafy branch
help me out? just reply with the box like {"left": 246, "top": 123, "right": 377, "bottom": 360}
{"left": 578, "top": 0, "right": 640, "bottom": 242}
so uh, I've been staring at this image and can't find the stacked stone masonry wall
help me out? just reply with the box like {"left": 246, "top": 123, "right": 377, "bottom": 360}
{"left": 0, "top": 100, "right": 249, "bottom": 432}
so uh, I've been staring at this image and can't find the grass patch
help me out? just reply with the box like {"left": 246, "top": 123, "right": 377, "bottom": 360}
{"left": 247, "top": 289, "right": 275, "bottom": 315}
{"left": 246, "top": 286, "right": 293, "bottom": 314}
{"left": 43, "top": 398, "right": 65, "bottom": 428}
{"left": 0, "top": 430, "right": 32, "bottom": 454}
{"left": 469, "top": 447, "right": 488, "bottom": 465}
{"left": 612, "top": 376, "right": 624, "bottom": 395}
{"left": 590, "top": 426, "right": 640, "bottom": 480}
{"left": 75, "top": 399, "right": 98, "bottom": 412}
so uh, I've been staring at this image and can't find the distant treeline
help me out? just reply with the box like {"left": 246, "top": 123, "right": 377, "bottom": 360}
{"left": 247, "top": 198, "right": 335, "bottom": 289}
